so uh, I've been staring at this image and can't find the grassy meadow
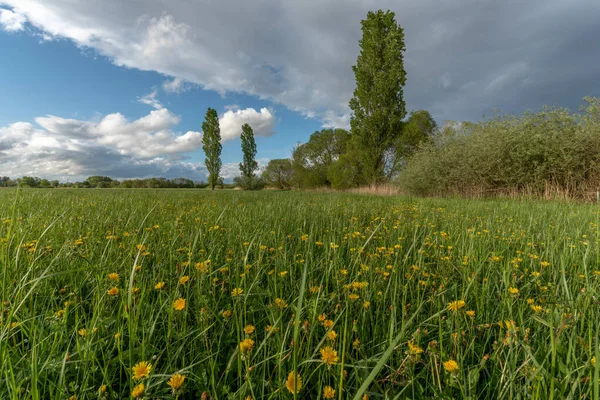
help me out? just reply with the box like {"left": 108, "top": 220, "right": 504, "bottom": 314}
{"left": 1, "top": 188, "right": 600, "bottom": 399}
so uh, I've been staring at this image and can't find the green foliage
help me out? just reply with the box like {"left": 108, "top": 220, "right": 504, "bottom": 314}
{"left": 291, "top": 129, "right": 351, "bottom": 188}
{"left": 399, "top": 98, "right": 600, "bottom": 198}
{"left": 239, "top": 123, "right": 258, "bottom": 179}
{"left": 233, "top": 175, "right": 265, "bottom": 190}
{"left": 349, "top": 9, "right": 407, "bottom": 185}
{"left": 262, "top": 158, "right": 293, "bottom": 189}
{"left": 202, "top": 107, "right": 222, "bottom": 190}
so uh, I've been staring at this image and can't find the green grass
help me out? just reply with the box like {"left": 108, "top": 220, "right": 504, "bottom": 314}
{"left": 1, "top": 188, "right": 599, "bottom": 399}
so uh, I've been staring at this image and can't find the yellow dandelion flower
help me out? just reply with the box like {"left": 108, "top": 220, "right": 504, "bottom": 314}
{"left": 285, "top": 371, "right": 302, "bottom": 394}
{"left": 408, "top": 340, "right": 423, "bottom": 355}
{"left": 222, "top": 310, "right": 232, "bottom": 318}
{"left": 108, "top": 272, "right": 120, "bottom": 282}
{"left": 323, "top": 385, "right": 335, "bottom": 399}
{"left": 243, "top": 325, "right": 255, "bottom": 335}
{"left": 443, "top": 359, "right": 459, "bottom": 374}
{"left": 531, "top": 304, "right": 543, "bottom": 313}
{"left": 465, "top": 310, "right": 475, "bottom": 318}
{"left": 179, "top": 275, "right": 189, "bottom": 285}
{"left": 167, "top": 373, "right": 185, "bottom": 392}
{"left": 320, "top": 346, "right": 339, "bottom": 365}
{"left": 232, "top": 288, "right": 243, "bottom": 297}
{"left": 274, "top": 298, "right": 288, "bottom": 309}
{"left": 447, "top": 300, "right": 466, "bottom": 311}
{"left": 323, "top": 319, "right": 334, "bottom": 329}
{"left": 363, "top": 301, "right": 371, "bottom": 310}
{"left": 132, "top": 361, "right": 152, "bottom": 380}
{"left": 508, "top": 287, "right": 519, "bottom": 295}
{"left": 240, "top": 338, "right": 255, "bottom": 354}
{"left": 78, "top": 328, "right": 87, "bottom": 337}
{"left": 327, "top": 330, "right": 337, "bottom": 341}
{"left": 154, "top": 281, "right": 165, "bottom": 290}
{"left": 107, "top": 286, "right": 119, "bottom": 296}
{"left": 318, "top": 313, "right": 327, "bottom": 323}
{"left": 131, "top": 383, "right": 145, "bottom": 398}
{"left": 173, "top": 298, "right": 186, "bottom": 311}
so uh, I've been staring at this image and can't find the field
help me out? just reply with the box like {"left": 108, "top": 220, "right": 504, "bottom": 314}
{"left": 1, "top": 189, "right": 600, "bottom": 399}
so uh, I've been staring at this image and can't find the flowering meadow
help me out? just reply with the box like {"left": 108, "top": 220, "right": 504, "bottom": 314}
{"left": 1, "top": 189, "right": 600, "bottom": 399}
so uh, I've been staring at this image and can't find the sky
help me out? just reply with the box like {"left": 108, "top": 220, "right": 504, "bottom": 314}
{"left": 1, "top": 0, "right": 599, "bottom": 182}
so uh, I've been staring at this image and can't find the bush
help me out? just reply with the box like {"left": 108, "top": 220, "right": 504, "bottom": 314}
{"left": 233, "top": 175, "right": 265, "bottom": 190}
{"left": 398, "top": 97, "right": 600, "bottom": 199}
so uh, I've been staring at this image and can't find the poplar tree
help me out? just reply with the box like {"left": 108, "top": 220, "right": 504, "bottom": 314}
{"left": 239, "top": 123, "right": 258, "bottom": 179}
{"left": 202, "top": 108, "right": 222, "bottom": 190}
{"left": 349, "top": 10, "right": 407, "bottom": 185}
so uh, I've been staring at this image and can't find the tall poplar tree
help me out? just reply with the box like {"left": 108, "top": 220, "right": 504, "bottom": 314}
{"left": 202, "top": 108, "right": 222, "bottom": 190}
{"left": 239, "top": 123, "right": 258, "bottom": 179}
{"left": 349, "top": 10, "right": 407, "bottom": 185}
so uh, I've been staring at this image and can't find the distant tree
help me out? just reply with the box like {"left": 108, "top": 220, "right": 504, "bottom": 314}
{"left": 239, "top": 123, "right": 258, "bottom": 179}
{"left": 349, "top": 10, "right": 407, "bottom": 185}
{"left": 292, "top": 129, "right": 351, "bottom": 188}
{"left": 202, "top": 108, "right": 222, "bottom": 190}
{"left": 20, "top": 176, "right": 40, "bottom": 188}
{"left": 262, "top": 159, "right": 294, "bottom": 189}
{"left": 388, "top": 110, "right": 438, "bottom": 176}
{"left": 87, "top": 176, "right": 113, "bottom": 188}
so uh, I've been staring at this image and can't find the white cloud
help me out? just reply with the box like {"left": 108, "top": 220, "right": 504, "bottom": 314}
{"left": 0, "top": 104, "right": 275, "bottom": 180}
{"left": 1, "top": 0, "right": 599, "bottom": 126}
{"left": 219, "top": 107, "right": 275, "bottom": 142}
{"left": 0, "top": 7, "right": 25, "bottom": 31}
{"left": 162, "top": 77, "right": 193, "bottom": 93}
{"left": 137, "top": 90, "right": 163, "bottom": 109}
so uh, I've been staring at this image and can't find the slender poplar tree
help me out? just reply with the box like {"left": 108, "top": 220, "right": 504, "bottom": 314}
{"left": 349, "top": 10, "right": 407, "bottom": 186}
{"left": 201, "top": 108, "right": 222, "bottom": 190}
{"left": 239, "top": 123, "right": 258, "bottom": 179}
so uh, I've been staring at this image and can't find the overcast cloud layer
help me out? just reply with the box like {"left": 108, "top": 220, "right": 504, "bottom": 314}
{"left": 1, "top": 0, "right": 599, "bottom": 180}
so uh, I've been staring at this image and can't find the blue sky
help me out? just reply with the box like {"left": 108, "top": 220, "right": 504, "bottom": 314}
{"left": 1, "top": 0, "right": 599, "bottom": 181}
{"left": 0, "top": 27, "right": 321, "bottom": 180}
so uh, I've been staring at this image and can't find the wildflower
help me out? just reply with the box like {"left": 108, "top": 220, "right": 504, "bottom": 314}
{"left": 327, "top": 330, "right": 337, "bottom": 341}
{"left": 173, "top": 298, "right": 186, "bottom": 311}
{"left": 179, "top": 275, "right": 189, "bottom": 285}
{"left": 349, "top": 293, "right": 359, "bottom": 301}
{"left": 285, "top": 371, "right": 302, "bottom": 394}
{"left": 320, "top": 346, "right": 339, "bottom": 365}
{"left": 408, "top": 340, "right": 423, "bottom": 355}
{"left": 353, "top": 338, "right": 360, "bottom": 349}
{"left": 323, "top": 386, "right": 335, "bottom": 399}
{"left": 526, "top": 298, "right": 535, "bottom": 305}
{"left": 363, "top": 301, "right": 371, "bottom": 310}
{"left": 232, "top": 288, "right": 244, "bottom": 297}
{"left": 243, "top": 325, "right": 255, "bottom": 335}
{"left": 166, "top": 373, "right": 185, "bottom": 394}
{"left": 240, "top": 338, "right": 255, "bottom": 354}
{"left": 447, "top": 300, "right": 466, "bottom": 311}
{"left": 99, "top": 384, "right": 107, "bottom": 393}
{"left": 443, "top": 359, "right": 459, "bottom": 374}
{"left": 508, "top": 287, "right": 519, "bottom": 295}
{"left": 108, "top": 273, "right": 120, "bottom": 282}
{"left": 318, "top": 313, "right": 327, "bottom": 323}
{"left": 531, "top": 305, "right": 543, "bottom": 313}
{"left": 222, "top": 310, "right": 232, "bottom": 318}
{"left": 154, "top": 281, "right": 165, "bottom": 290}
{"left": 132, "top": 361, "right": 152, "bottom": 380}
{"left": 107, "top": 287, "right": 119, "bottom": 296}
{"left": 274, "top": 298, "right": 288, "bottom": 309}
{"left": 323, "top": 319, "right": 334, "bottom": 329}
{"left": 131, "top": 287, "right": 140, "bottom": 295}
{"left": 465, "top": 310, "right": 475, "bottom": 318}
{"left": 78, "top": 328, "right": 87, "bottom": 337}
{"left": 131, "top": 383, "right": 145, "bottom": 398}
